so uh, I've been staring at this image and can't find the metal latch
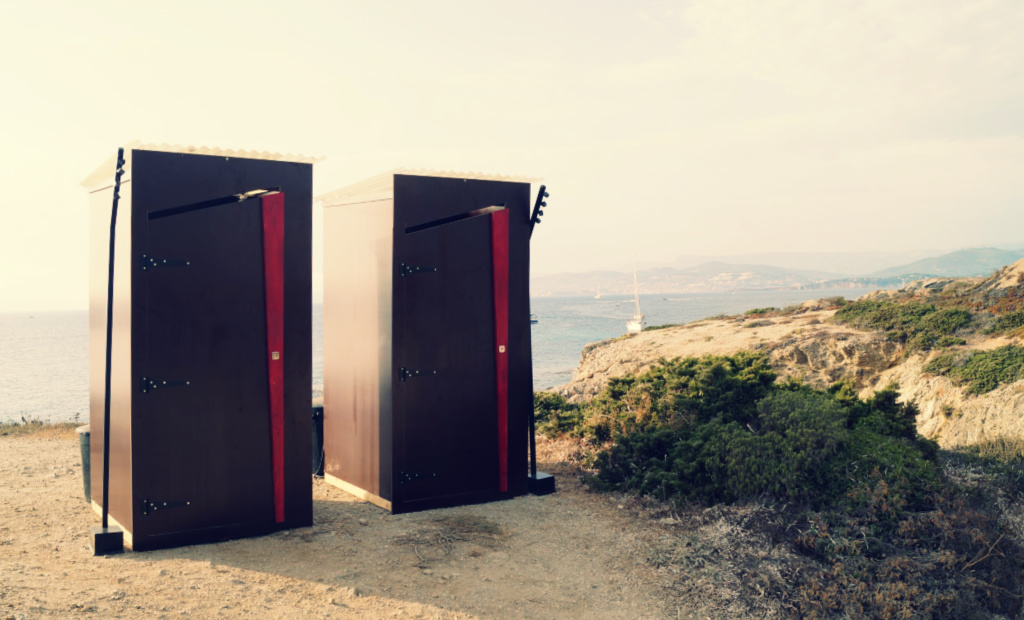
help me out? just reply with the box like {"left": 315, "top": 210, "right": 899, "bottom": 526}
{"left": 399, "top": 367, "right": 436, "bottom": 381}
{"left": 141, "top": 498, "right": 191, "bottom": 516}
{"left": 141, "top": 254, "right": 190, "bottom": 270}
{"left": 399, "top": 263, "right": 437, "bottom": 277}
{"left": 141, "top": 377, "right": 190, "bottom": 393}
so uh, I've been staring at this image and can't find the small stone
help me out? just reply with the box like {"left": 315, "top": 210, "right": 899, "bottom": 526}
{"left": 358, "top": 519, "right": 368, "bottom": 526}
{"left": 421, "top": 569, "right": 433, "bottom": 575}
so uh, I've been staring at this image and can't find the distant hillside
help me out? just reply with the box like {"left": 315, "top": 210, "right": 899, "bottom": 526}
{"left": 531, "top": 262, "right": 839, "bottom": 296}
{"left": 670, "top": 250, "right": 941, "bottom": 276}
{"left": 866, "top": 247, "right": 1024, "bottom": 278}
{"left": 531, "top": 248, "right": 1024, "bottom": 297}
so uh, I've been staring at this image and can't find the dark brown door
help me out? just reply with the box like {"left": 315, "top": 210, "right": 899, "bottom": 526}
{"left": 134, "top": 197, "right": 275, "bottom": 541}
{"left": 394, "top": 213, "right": 498, "bottom": 505}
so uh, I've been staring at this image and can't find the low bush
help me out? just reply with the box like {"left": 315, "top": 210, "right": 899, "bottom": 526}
{"left": 532, "top": 392, "right": 585, "bottom": 437}
{"left": 834, "top": 300, "right": 972, "bottom": 351}
{"left": 987, "top": 309, "right": 1024, "bottom": 334}
{"left": 924, "top": 345, "right": 1024, "bottom": 394}
{"left": 0, "top": 418, "right": 79, "bottom": 437}
{"left": 537, "top": 352, "right": 1024, "bottom": 616}
{"left": 579, "top": 353, "right": 776, "bottom": 442}
{"left": 642, "top": 323, "right": 678, "bottom": 332}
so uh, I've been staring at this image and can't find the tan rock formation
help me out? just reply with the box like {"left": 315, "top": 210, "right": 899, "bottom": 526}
{"left": 554, "top": 310, "right": 901, "bottom": 401}
{"left": 552, "top": 305, "right": 1024, "bottom": 448}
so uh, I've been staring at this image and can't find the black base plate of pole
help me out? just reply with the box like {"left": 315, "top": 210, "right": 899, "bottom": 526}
{"left": 90, "top": 526, "right": 124, "bottom": 556}
{"left": 527, "top": 472, "right": 556, "bottom": 496}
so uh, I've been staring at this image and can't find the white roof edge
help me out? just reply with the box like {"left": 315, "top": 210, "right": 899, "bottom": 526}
{"left": 315, "top": 167, "right": 542, "bottom": 206}
{"left": 81, "top": 140, "right": 324, "bottom": 189}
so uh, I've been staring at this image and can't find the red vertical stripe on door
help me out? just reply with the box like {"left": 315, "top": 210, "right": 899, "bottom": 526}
{"left": 491, "top": 209, "right": 510, "bottom": 493}
{"left": 262, "top": 192, "right": 286, "bottom": 523}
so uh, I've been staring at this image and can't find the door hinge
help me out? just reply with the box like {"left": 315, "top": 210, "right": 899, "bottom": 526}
{"left": 141, "top": 254, "right": 190, "bottom": 271}
{"left": 399, "top": 367, "right": 436, "bottom": 381}
{"left": 141, "top": 498, "right": 191, "bottom": 516}
{"left": 140, "top": 377, "right": 190, "bottom": 393}
{"left": 399, "top": 471, "right": 437, "bottom": 485}
{"left": 399, "top": 263, "right": 437, "bottom": 277}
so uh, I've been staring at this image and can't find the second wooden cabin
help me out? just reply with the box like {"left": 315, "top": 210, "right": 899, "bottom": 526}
{"left": 318, "top": 170, "right": 537, "bottom": 513}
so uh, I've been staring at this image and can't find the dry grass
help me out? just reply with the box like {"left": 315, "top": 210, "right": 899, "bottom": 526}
{"left": 970, "top": 436, "right": 1024, "bottom": 461}
{"left": 0, "top": 419, "right": 80, "bottom": 439}
{"left": 541, "top": 431, "right": 1024, "bottom": 618}
{"left": 535, "top": 434, "right": 599, "bottom": 472}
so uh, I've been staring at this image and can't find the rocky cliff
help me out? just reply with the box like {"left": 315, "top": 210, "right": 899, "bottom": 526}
{"left": 552, "top": 269, "right": 1024, "bottom": 448}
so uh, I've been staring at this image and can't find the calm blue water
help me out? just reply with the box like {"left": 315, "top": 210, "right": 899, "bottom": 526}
{"left": 0, "top": 288, "right": 881, "bottom": 423}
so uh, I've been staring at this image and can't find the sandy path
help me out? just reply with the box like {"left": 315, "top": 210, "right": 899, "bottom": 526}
{"left": 0, "top": 431, "right": 674, "bottom": 619}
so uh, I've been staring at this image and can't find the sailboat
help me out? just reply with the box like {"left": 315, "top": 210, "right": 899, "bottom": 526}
{"left": 625, "top": 257, "right": 646, "bottom": 333}
{"left": 594, "top": 285, "right": 602, "bottom": 299}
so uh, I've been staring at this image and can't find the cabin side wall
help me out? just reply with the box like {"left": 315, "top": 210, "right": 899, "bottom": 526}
{"left": 323, "top": 198, "right": 395, "bottom": 502}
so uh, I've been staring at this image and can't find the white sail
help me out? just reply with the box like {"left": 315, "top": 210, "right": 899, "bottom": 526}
{"left": 625, "top": 256, "right": 646, "bottom": 333}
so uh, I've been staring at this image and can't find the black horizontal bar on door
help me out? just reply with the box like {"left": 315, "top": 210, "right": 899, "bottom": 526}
{"left": 404, "top": 205, "right": 506, "bottom": 234}
{"left": 148, "top": 188, "right": 281, "bottom": 220}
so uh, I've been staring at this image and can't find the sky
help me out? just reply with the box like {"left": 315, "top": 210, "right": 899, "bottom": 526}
{"left": 1, "top": 0, "right": 1023, "bottom": 311}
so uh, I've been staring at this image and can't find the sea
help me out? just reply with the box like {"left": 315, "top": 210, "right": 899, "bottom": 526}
{"left": 0, "top": 288, "right": 883, "bottom": 424}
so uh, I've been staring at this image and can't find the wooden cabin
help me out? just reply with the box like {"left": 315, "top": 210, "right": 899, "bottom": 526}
{"left": 83, "top": 143, "right": 316, "bottom": 550}
{"left": 318, "top": 170, "right": 537, "bottom": 513}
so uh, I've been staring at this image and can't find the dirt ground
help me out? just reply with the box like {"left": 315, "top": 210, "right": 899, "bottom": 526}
{"left": 0, "top": 430, "right": 689, "bottom": 619}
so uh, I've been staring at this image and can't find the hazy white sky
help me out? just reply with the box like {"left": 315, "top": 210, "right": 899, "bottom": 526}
{"left": 1, "top": 0, "right": 1022, "bottom": 311}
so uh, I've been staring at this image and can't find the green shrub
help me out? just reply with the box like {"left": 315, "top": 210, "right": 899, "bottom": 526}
{"left": 923, "top": 352, "right": 959, "bottom": 375}
{"left": 935, "top": 345, "right": 1024, "bottom": 394}
{"left": 532, "top": 392, "right": 585, "bottom": 437}
{"left": 588, "top": 359, "right": 938, "bottom": 510}
{"left": 642, "top": 323, "right": 677, "bottom": 332}
{"left": 834, "top": 301, "right": 972, "bottom": 351}
{"left": 847, "top": 384, "right": 921, "bottom": 440}
{"left": 844, "top": 429, "right": 939, "bottom": 511}
{"left": 988, "top": 309, "right": 1024, "bottom": 333}
{"left": 744, "top": 307, "right": 776, "bottom": 316}
{"left": 935, "top": 335, "right": 966, "bottom": 347}
{"left": 575, "top": 353, "right": 1023, "bottom": 617}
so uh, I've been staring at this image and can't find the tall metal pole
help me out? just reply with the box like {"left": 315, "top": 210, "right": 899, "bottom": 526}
{"left": 527, "top": 185, "right": 548, "bottom": 480}
{"left": 101, "top": 148, "right": 125, "bottom": 529}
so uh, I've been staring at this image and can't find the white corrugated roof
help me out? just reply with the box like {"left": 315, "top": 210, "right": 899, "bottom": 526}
{"left": 81, "top": 140, "right": 323, "bottom": 189}
{"left": 316, "top": 168, "right": 541, "bottom": 207}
